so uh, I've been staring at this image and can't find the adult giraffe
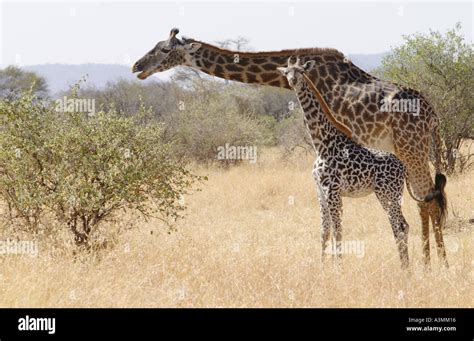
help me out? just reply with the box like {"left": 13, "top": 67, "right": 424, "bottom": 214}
{"left": 133, "top": 28, "right": 448, "bottom": 267}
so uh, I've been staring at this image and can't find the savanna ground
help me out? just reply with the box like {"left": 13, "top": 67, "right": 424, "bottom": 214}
{"left": 0, "top": 147, "right": 472, "bottom": 308}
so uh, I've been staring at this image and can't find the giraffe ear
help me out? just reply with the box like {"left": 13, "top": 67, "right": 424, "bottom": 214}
{"left": 276, "top": 67, "right": 286, "bottom": 75}
{"left": 303, "top": 60, "right": 316, "bottom": 72}
{"left": 184, "top": 42, "right": 202, "bottom": 53}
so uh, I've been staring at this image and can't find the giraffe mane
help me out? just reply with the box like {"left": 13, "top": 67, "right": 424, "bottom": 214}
{"left": 302, "top": 73, "right": 353, "bottom": 139}
{"left": 182, "top": 38, "right": 345, "bottom": 59}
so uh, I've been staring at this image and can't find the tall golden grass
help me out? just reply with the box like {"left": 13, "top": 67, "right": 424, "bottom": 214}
{"left": 0, "top": 148, "right": 472, "bottom": 307}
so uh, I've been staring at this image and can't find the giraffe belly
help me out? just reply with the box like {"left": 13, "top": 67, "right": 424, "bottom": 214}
{"left": 341, "top": 188, "right": 373, "bottom": 198}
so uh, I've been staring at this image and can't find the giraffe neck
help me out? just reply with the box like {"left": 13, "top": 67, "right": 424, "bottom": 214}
{"left": 296, "top": 81, "right": 341, "bottom": 153}
{"left": 301, "top": 74, "right": 353, "bottom": 140}
{"left": 184, "top": 39, "right": 368, "bottom": 91}
{"left": 294, "top": 74, "right": 354, "bottom": 154}
{"left": 187, "top": 42, "right": 289, "bottom": 87}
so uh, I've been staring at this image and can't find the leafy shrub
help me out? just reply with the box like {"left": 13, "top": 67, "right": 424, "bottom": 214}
{"left": 0, "top": 92, "right": 202, "bottom": 248}
{"left": 161, "top": 81, "right": 274, "bottom": 165}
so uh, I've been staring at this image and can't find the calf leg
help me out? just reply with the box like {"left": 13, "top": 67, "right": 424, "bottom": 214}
{"left": 316, "top": 184, "right": 331, "bottom": 262}
{"left": 389, "top": 205, "right": 410, "bottom": 269}
{"left": 375, "top": 185, "right": 409, "bottom": 269}
{"left": 320, "top": 204, "right": 331, "bottom": 262}
{"left": 327, "top": 191, "right": 343, "bottom": 263}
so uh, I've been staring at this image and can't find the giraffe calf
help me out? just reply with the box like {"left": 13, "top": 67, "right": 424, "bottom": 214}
{"left": 278, "top": 58, "right": 410, "bottom": 268}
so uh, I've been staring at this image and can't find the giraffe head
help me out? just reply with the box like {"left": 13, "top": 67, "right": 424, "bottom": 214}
{"left": 132, "top": 28, "right": 202, "bottom": 79}
{"left": 277, "top": 57, "right": 316, "bottom": 89}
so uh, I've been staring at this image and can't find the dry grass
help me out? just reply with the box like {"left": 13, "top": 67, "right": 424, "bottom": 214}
{"left": 0, "top": 148, "right": 472, "bottom": 308}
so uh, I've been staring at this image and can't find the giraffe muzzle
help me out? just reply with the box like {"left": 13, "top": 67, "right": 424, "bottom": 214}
{"left": 132, "top": 62, "right": 142, "bottom": 73}
{"left": 132, "top": 62, "right": 151, "bottom": 80}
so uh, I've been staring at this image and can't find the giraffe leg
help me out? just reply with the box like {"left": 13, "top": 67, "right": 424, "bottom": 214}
{"left": 316, "top": 183, "right": 331, "bottom": 263}
{"left": 374, "top": 186, "right": 409, "bottom": 269}
{"left": 430, "top": 202, "right": 449, "bottom": 268}
{"left": 319, "top": 205, "right": 331, "bottom": 263}
{"left": 390, "top": 206, "right": 409, "bottom": 269}
{"left": 327, "top": 191, "right": 343, "bottom": 264}
{"left": 418, "top": 202, "right": 431, "bottom": 268}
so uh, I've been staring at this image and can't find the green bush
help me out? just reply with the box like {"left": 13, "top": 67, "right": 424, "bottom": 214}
{"left": 161, "top": 81, "right": 275, "bottom": 165}
{"left": 0, "top": 92, "right": 202, "bottom": 247}
{"left": 374, "top": 23, "right": 474, "bottom": 174}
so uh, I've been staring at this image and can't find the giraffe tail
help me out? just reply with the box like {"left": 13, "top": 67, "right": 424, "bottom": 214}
{"left": 406, "top": 173, "right": 448, "bottom": 225}
{"left": 424, "top": 173, "right": 448, "bottom": 225}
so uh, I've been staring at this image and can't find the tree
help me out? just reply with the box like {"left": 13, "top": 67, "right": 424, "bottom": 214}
{"left": 374, "top": 23, "right": 474, "bottom": 174}
{"left": 215, "top": 36, "right": 251, "bottom": 51}
{"left": 0, "top": 65, "right": 48, "bottom": 98}
{"left": 0, "top": 91, "right": 202, "bottom": 248}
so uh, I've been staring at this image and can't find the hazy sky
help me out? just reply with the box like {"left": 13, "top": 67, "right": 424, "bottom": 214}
{"left": 1, "top": 0, "right": 472, "bottom": 71}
